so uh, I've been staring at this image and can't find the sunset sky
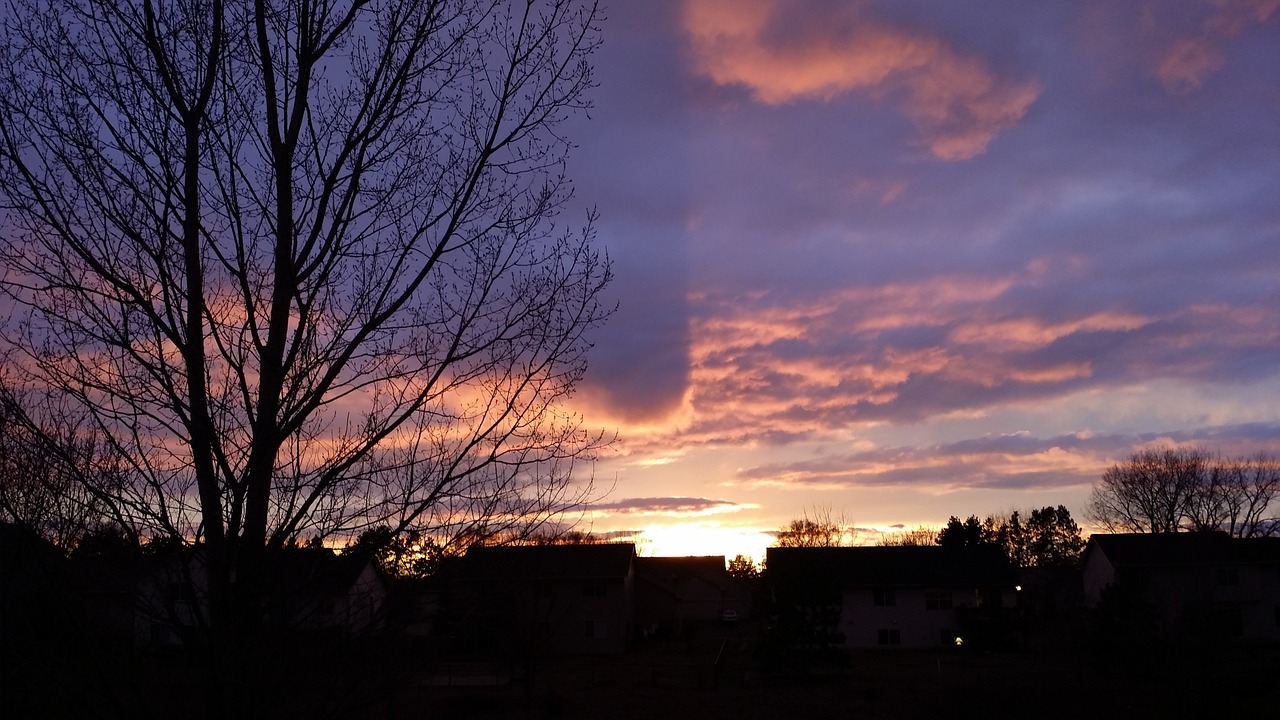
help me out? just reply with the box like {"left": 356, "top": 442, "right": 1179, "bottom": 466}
{"left": 558, "top": 0, "right": 1280, "bottom": 561}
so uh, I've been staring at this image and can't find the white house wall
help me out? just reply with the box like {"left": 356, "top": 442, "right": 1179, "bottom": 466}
{"left": 838, "top": 587, "right": 1011, "bottom": 648}
{"left": 1080, "top": 550, "right": 1116, "bottom": 608}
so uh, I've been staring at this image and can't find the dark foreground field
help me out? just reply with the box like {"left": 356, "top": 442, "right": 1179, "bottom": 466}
{"left": 9, "top": 626, "right": 1280, "bottom": 719}
{"left": 392, "top": 630, "right": 1280, "bottom": 720}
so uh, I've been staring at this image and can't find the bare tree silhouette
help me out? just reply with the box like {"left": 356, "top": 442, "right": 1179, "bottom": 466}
{"left": 774, "top": 507, "right": 857, "bottom": 547}
{"left": 0, "top": 0, "right": 608, "bottom": 713}
{"left": 1088, "top": 447, "right": 1280, "bottom": 536}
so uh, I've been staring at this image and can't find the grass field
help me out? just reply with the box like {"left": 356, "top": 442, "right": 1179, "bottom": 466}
{"left": 11, "top": 620, "right": 1278, "bottom": 719}
{"left": 394, "top": 627, "right": 1280, "bottom": 720}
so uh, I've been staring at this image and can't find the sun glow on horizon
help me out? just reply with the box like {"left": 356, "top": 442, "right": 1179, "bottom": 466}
{"left": 635, "top": 522, "right": 774, "bottom": 565}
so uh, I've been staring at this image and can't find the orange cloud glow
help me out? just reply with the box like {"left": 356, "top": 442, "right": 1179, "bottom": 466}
{"left": 666, "top": 270, "right": 1114, "bottom": 443}
{"left": 584, "top": 231, "right": 1280, "bottom": 465}
{"left": 681, "top": 0, "right": 1039, "bottom": 159}
{"left": 948, "top": 311, "right": 1149, "bottom": 350}
{"left": 741, "top": 443, "right": 1107, "bottom": 493}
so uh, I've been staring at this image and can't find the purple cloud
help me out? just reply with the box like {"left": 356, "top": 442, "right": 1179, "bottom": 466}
{"left": 562, "top": 3, "right": 1280, "bottom": 541}
{"left": 591, "top": 496, "right": 745, "bottom": 515}
{"left": 736, "top": 423, "right": 1280, "bottom": 491}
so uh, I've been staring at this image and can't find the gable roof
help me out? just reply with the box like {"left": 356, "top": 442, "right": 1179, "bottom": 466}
{"left": 635, "top": 556, "right": 728, "bottom": 594}
{"left": 636, "top": 555, "right": 724, "bottom": 578}
{"left": 456, "top": 543, "right": 635, "bottom": 580}
{"left": 766, "top": 545, "right": 1016, "bottom": 588}
{"left": 0, "top": 521, "right": 70, "bottom": 597}
{"left": 265, "top": 547, "right": 383, "bottom": 600}
{"left": 1236, "top": 536, "right": 1280, "bottom": 562}
{"left": 1086, "top": 532, "right": 1280, "bottom": 569}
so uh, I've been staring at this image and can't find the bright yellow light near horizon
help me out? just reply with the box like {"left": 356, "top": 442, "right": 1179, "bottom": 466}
{"left": 636, "top": 455, "right": 680, "bottom": 467}
{"left": 638, "top": 522, "right": 774, "bottom": 565}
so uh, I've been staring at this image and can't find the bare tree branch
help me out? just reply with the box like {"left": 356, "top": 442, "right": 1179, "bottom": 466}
{"left": 1087, "top": 447, "right": 1280, "bottom": 537}
{"left": 0, "top": 3, "right": 610, "bottom": 704}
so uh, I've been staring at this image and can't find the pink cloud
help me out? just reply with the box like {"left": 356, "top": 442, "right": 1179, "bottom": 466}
{"left": 681, "top": 0, "right": 1039, "bottom": 159}
{"left": 1156, "top": 0, "right": 1278, "bottom": 93}
{"left": 738, "top": 440, "right": 1107, "bottom": 492}
{"left": 734, "top": 423, "right": 1280, "bottom": 492}
{"left": 597, "top": 256, "right": 1280, "bottom": 458}
{"left": 590, "top": 496, "right": 747, "bottom": 516}
{"left": 1206, "top": 0, "right": 1280, "bottom": 34}
{"left": 948, "top": 311, "right": 1148, "bottom": 351}
{"left": 1157, "top": 37, "right": 1226, "bottom": 93}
